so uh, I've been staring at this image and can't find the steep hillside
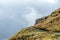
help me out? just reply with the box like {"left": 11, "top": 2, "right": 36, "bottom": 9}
{"left": 34, "top": 8, "right": 60, "bottom": 32}
{"left": 9, "top": 8, "right": 60, "bottom": 40}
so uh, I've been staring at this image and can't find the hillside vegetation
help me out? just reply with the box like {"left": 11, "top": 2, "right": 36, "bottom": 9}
{"left": 9, "top": 8, "right": 60, "bottom": 40}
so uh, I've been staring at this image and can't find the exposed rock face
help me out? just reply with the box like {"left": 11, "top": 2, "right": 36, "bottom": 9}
{"left": 9, "top": 8, "right": 60, "bottom": 40}
{"left": 34, "top": 8, "right": 60, "bottom": 32}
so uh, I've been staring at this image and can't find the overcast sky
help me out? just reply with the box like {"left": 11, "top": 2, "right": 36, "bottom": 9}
{"left": 0, "top": 0, "right": 60, "bottom": 40}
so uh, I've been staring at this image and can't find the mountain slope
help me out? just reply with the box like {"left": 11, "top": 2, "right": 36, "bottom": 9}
{"left": 34, "top": 8, "right": 60, "bottom": 32}
{"left": 9, "top": 8, "right": 60, "bottom": 40}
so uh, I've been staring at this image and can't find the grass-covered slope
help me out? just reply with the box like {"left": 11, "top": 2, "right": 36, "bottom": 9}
{"left": 9, "top": 8, "right": 60, "bottom": 40}
{"left": 9, "top": 27, "right": 60, "bottom": 40}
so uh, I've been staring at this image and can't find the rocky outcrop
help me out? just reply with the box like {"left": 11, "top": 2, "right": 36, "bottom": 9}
{"left": 9, "top": 8, "right": 60, "bottom": 40}
{"left": 34, "top": 8, "right": 60, "bottom": 32}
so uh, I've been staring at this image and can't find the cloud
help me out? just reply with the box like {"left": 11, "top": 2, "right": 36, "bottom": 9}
{"left": 0, "top": 0, "right": 31, "bottom": 4}
{"left": 37, "top": 0, "right": 58, "bottom": 4}
{"left": 22, "top": 7, "right": 42, "bottom": 26}
{"left": 45, "top": 0, "right": 57, "bottom": 3}
{"left": 1, "top": 38, "right": 7, "bottom": 40}
{"left": 0, "top": 0, "right": 58, "bottom": 4}
{"left": 0, "top": 0, "right": 60, "bottom": 40}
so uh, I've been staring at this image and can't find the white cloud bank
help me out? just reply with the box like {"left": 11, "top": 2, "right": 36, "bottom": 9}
{"left": 22, "top": 7, "right": 42, "bottom": 26}
{"left": 0, "top": 0, "right": 58, "bottom": 4}
{"left": 37, "top": 0, "right": 58, "bottom": 4}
